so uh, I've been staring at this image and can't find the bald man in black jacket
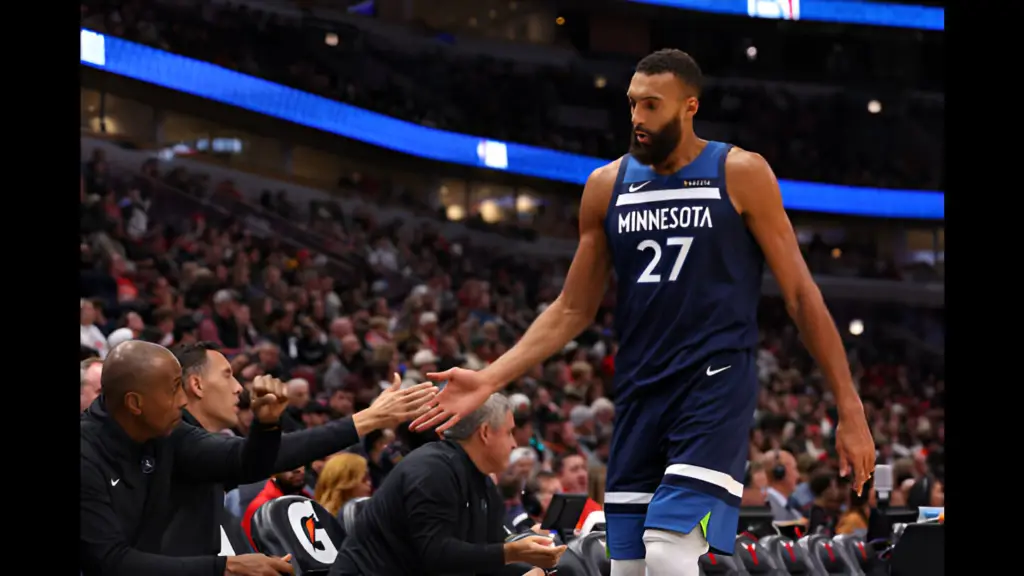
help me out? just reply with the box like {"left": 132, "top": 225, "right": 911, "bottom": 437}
{"left": 79, "top": 341, "right": 294, "bottom": 576}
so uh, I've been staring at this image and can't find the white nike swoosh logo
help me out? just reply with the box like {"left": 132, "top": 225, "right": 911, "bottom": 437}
{"left": 110, "top": 478, "right": 120, "bottom": 486}
{"left": 706, "top": 365, "right": 732, "bottom": 376}
{"left": 628, "top": 181, "right": 650, "bottom": 192}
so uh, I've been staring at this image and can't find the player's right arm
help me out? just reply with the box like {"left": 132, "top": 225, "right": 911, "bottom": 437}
{"left": 477, "top": 162, "right": 617, "bottom": 392}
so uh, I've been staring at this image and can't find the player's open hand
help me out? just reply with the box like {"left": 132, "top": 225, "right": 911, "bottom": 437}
{"left": 250, "top": 375, "right": 290, "bottom": 425}
{"left": 835, "top": 403, "right": 876, "bottom": 496}
{"left": 410, "top": 367, "right": 494, "bottom": 434}
{"left": 366, "top": 373, "right": 438, "bottom": 428}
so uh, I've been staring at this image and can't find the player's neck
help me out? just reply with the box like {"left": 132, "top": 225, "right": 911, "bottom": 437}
{"left": 651, "top": 134, "right": 706, "bottom": 175}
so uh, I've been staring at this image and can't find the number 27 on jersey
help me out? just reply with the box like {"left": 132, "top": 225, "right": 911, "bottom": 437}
{"left": 636, "top": 236, "right": 694, "bottom": 284}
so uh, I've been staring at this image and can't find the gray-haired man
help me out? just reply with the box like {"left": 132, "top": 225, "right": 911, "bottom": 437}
{"left": 331, "top": 393, "right": 566, "bottom": 576}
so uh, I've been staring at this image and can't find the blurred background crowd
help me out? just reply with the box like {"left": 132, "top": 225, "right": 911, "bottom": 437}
{"left": 80, "top": 0, "right": 944, "bottom": 538}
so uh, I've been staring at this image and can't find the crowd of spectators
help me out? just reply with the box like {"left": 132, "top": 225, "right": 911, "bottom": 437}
{"left": 81, "top": 0, "right": 943, "bottom": 191}
{"left": 79, "top": 0, "right": 944, "bottom": 547}
{"left": 80, "top": 135, "right": 945, "bottom": 536}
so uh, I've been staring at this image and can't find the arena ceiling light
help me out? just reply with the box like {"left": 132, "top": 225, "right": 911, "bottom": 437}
{"left": 848, "top": 319, "right": 864, "bottom": 336}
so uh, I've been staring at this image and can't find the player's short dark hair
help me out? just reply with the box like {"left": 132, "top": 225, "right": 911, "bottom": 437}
{"left": 172, "top": 341, "right": 220, "bottom": 379}
{"left": 635, "top": 49, "right": 703, "bottom": 96}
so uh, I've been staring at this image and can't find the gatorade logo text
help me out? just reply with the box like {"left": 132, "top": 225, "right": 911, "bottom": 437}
{"left": 286, "top": 500, "right": 338, "bottom": 564}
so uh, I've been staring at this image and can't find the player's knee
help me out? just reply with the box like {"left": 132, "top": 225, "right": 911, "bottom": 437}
{"left": 643, "top": 528, "right": 708, "bottom": 576}
{"left": 609, "top": 559, "right": 645, "bottom": 576}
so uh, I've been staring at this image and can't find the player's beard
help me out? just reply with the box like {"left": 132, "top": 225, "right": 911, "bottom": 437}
{"left": 629, "top": 115, "right": 683, "bottom": 167}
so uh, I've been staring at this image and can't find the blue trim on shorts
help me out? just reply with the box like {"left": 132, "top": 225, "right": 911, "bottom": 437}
{"left": 646, "top": 485, "right": 742, "bottom": 556}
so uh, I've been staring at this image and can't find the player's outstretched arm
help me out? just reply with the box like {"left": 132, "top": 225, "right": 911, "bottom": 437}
{"left": 726, "top": 149, "right": 876, "bottom": 492}
{"left": 477, "top": 162, "right": 617, "bottom": 393}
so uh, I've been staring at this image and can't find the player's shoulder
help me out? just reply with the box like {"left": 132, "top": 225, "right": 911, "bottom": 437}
{"left": 724, "top": 145, "right": 772, "bottom": 176}
{"left": 725, "top": 146, "right": 777, "bottom": 193}
{"left": 724, "top": 146, "right": 781, "bottom": 214}
{"left": 585, "top": 157, "right": 624, "bottom": 189}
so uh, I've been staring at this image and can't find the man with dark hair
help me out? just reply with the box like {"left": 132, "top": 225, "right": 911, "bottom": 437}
{"left": 80, "top": 341, "right": 294, "bottom": 575}
{"left": 552, "top": 452, "right": 589, "bottom": 495}
{"left": 163, "top": 341, "right": 437, "bottom": 558}
{"left": 416, "top": 47, "right": 876, "bottom": 576}
{"left": 172, "top": 315, "right": 198, "bottom": 346}
{"left": 529, "top": 471, "right": 563, "bottom": 522}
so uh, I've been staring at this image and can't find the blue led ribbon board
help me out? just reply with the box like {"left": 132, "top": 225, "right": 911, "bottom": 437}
{"left": 80, "top": 30, "right": 944, "bottom": 220}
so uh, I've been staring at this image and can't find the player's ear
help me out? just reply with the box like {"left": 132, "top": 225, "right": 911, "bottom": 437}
{"left": 685, "top": 96, "right": 699, "bottom": 119}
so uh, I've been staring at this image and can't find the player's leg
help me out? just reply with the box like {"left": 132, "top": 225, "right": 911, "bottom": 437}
{"left": 643, "top": 350, "right": 759, "bottom": 576}
{"left": 643, "top": 528, "right": 707, "bottom": 576}
{"left": 604, "top": 390, "right": 663, "bottom": 576}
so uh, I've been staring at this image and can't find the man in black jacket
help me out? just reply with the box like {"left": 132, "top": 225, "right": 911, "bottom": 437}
{"left": 163, "top": 341, "right": 437, "bottom": 556}
{"left": 80, "top": 341, "right": 294, "bottom": 576}
{"left": 330, "top": 393, "right": 565, "bottom": 576}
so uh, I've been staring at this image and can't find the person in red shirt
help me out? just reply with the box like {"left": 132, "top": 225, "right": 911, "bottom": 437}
{"left": 242, "top": 465, "right": 315, "bottom": 547}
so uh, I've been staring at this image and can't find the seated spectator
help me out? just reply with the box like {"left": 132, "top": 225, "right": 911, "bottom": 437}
{"left": 499, "top": 472, "right": 534, "bottom": 534}
{"left": 576, "top": 465, "right": 606, "bottom": 531}
{"left": 314, "top": 453, "right": 373, "bottom": 518}
{"left": 906, "top": 474, "right": 944, "bottom": 509}
{"left": 741, "top": 461, "right": 769, "bottom": 507}
{"left": 806, "top": 471, "right": 839, "bottom": 536}
{"left": 80, "top": 357, "right": 103, "bottom": 413}
{"left": 524, "top": 471, "right": 563, "bottom": 524}
{"left": 80, "top": 299, "right": 109, "bottom": 359}
{"left": 554, "top": 453, "right": 589, "bottom": 495}
{"left": 330, "top": 393, "right": 566, "bottom": 576}
{"left": 508, "top": 446, "right": 537, "bottom": 482}
{"left": 242, "top": 466, "right": 316, "bottom": 545}
{"left": 787, "top": 454, "right": 823, "bottom": 512}
{"left": 835, "top": 478, "right": 877, "bottom": 538}
{"left": 762, "top": 450, "right": 806, "bottom": 523}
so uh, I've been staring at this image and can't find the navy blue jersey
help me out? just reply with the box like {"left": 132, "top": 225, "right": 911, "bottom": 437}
{"left": 603, "top": 141, "right": 764, "bottom": 397}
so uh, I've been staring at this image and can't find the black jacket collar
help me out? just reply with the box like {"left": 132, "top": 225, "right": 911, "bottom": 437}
{"left": 441, "top": 439, "right": 489, "bottom": 483}
{"left": 83, "top": 395, "right": 150, "bottom": 465}
{"left": 180, "top": 408, "right": 202, "bottom": 428}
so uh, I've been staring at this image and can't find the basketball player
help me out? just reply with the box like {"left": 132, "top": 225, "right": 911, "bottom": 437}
{"left": 413, "top": 49, "right": 875, "bottom": 576}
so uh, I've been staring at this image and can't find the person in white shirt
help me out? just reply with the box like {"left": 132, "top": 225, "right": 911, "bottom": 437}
{"left": 80, "top": 299, "right": 109, "bottom": 359}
